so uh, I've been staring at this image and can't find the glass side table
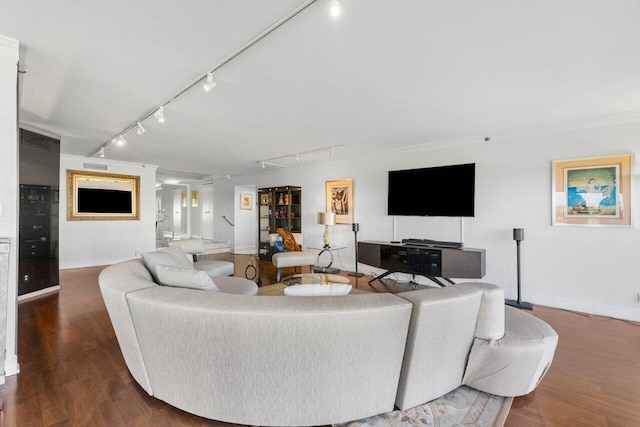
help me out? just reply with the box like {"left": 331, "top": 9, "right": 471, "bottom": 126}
{"left": 307, "top": 246, "right": 346, "bottom": 274}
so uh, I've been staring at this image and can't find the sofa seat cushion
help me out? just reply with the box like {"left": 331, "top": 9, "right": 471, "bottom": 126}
{"left": 156, "top": 265, "right": 219, "bottom": 292}
{"left": 462, "top": 306, "right": 558, "bottom": 397}
{"left": 212, "top": 276, "right": 259, "bottom": 295}
{"left": 194, "top": 260, "right": 234, "bottom": 277}
{"left": 272, "top": 251, "right": 315, "bottom": 269}
{"left": 142, "top": 246, "right": 195, "bottom": 282}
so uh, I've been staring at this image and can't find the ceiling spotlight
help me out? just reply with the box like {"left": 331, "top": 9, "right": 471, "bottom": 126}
{"left": 163, "top": 178, "right": 180, "bottom": 185}
{"left": 330, "top": 147, "right": 335, "bottom": 157}
{"left": 329, "top": 0, "right": 342, "bottom": 17}
{"left": 115, "top": 135, "right": 126, "bottom": 146}
{"left": 99, "top": 147, "right": 105, "bottom": 158}
{"left": 203, "top": 72, "right": 217, "bottom": 92}
{"left": 136, "top": 122, "right": 146, "bottom": 135}
{"left": 225, "top": 174, "right": 231, "bottom": 180}
{"left": 295, "top": 154, "right": 300, "bottom": 162}
{"left": 260, "top": 161, "right": 266, "bottom": 169}
{"left": 155, "top": 182, "right": 162, "bottom": 187}
{"left": 154, "top": 106, "right": 165, "bottom": 123}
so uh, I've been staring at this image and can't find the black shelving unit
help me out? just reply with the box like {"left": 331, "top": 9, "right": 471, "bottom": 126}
{"left": 19, "top": 184, "right": 57, "bottom": 295}
{"left": 258, "top": 186, "right": 302, "bottom": 260}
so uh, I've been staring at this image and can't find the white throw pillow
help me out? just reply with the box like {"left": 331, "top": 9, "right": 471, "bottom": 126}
{"left": 142, "top": 246, "right": 194, "bottom": 283}
{"left": 284, "top": 284, "right": 352, "bottom": 296}
{"left": 155, "top": 265, "right": 219, "bottom": 292}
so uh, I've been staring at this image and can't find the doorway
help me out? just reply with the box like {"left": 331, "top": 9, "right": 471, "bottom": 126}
{"left": 155, "top": 183, "right": 191, "bottom": 247}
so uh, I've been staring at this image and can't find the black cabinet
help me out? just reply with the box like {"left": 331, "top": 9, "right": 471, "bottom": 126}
{"left": 258, "top": 186, "right": 302, "bottom": 260}
{"left": 19, "top": 185, "right": 57, "bottom": 295}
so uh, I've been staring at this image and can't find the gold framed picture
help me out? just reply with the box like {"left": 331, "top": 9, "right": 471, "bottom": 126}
{"left": 66, "top": 169, "right": 140, "bottom": 221}
{"left": 240, "top": 193, "right": 253, "bottom": 210}
{"left": 551, "top": 154, "right": 633, "bottom": 227}
{"left": 326, "top": 179, "right": 354, "bottom": 224}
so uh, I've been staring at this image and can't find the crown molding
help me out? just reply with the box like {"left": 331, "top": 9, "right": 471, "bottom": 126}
{"left": 491, "top": 109, "right": 640, "bottom": 140}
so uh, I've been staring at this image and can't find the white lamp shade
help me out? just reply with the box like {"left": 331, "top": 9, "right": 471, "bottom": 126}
{"left": 317, "top": 212, "right": 336, "bottom": 225}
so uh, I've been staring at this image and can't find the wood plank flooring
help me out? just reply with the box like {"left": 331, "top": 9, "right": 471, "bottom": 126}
{"left": 2, "top": 257, "right": 639, "bottom": 426}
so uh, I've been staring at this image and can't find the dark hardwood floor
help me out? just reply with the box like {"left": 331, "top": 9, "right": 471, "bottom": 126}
{"left": 2, "top": 255, "right": 639, "bottom": 426}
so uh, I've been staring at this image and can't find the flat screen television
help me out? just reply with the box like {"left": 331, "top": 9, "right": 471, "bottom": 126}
{"left": 387, "top": 163, "right": 475, "bottom": 217}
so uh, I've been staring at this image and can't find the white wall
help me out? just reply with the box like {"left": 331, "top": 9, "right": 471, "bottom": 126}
{"left": 59, "top": 155, "right": 157, "bottom": 269}
{"left": 234, "top": 185, "right": 257, "bottom": 253}
{"left": 0, "top": 35, "right": 19, "bottom": 376}
{"left": 226, "top": 119, "right": 640, "bottom": 322}
{"left": 212, "top": 181, "right": 235, "bottom": 245}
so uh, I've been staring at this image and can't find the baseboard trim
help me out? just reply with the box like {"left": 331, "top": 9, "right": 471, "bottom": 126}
{"left": 17, "top": 285, "right": 61, "bottom": 302}
{"left": 5, "top": 354, "right": 19, "bottom": 377}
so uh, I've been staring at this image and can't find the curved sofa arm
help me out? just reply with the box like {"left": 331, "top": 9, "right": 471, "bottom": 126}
{"left": 99, "top": 259, "right": 156, "bottom": 395}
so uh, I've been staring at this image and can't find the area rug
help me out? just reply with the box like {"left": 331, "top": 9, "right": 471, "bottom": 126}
{"left": 333, "top": 386, "right": 513, "bottom": 427}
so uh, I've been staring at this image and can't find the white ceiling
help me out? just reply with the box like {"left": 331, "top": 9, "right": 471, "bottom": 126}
{"left": 3, "top": 0, "right": 640, "bottom": 180}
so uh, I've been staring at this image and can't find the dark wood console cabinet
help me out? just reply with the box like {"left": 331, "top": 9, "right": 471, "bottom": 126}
{"left": 358, "top": 240, "right": 485, "bottom": 285}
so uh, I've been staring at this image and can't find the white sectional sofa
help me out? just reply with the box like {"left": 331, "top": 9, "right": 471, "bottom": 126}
{"left": 99, "top": 257, "right": 558, "bottom": 426}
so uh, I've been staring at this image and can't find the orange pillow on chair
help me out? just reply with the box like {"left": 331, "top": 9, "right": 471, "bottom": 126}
{"left": 276, "top": 228, "right": 301, "bottom": 252}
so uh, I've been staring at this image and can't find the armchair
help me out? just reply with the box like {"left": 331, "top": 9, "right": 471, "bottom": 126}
{"left": 269, "top": 233, "right": 315, "bottom": 282}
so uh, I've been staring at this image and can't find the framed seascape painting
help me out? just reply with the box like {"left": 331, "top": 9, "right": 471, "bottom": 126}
{"left": 551, "top": 154, "right": 633, "bottom": 227}
{"left": 326, "top": 179, "right": 354, "bottom": 224}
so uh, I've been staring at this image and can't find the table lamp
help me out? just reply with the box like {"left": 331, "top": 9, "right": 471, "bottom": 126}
{"left": 317, "top": 212, "right": 336, "bottom": 248}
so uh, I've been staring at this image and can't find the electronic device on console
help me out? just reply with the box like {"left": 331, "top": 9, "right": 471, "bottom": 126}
{"left": 401, "top": 238, "right": 463, "bottom": 249}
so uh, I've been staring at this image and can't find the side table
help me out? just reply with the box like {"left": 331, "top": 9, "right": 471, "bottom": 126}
{"left": 308, "top": 245, "right": 346, "bottom": 274}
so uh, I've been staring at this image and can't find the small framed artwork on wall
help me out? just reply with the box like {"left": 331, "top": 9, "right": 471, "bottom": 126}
{"left": 326, "top": 179, "right": 354, "bottom": 224}
{"left": 240, "top": 193, "right": 253, "bottom": 210}
{"left": 551, "top": 154, "right": 633, "bottom": 227}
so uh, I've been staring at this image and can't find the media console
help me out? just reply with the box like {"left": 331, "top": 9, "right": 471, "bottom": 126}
{"left": 358, "top": 241, "right": 486, "bottom": 286}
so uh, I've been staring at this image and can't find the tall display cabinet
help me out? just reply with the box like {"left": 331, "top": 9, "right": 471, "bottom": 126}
{"left": 258, "top": 186, "right": 302, "bottom": 260}
{"left": 18, "top": 129, "right": 60, "bottom": 296}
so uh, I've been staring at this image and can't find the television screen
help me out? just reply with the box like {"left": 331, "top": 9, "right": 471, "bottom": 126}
{"left": 77, "top": 188, "right": 133, "bottom": 214}
{"left": 387, "top": 163, "right": 475, "bottom": 217}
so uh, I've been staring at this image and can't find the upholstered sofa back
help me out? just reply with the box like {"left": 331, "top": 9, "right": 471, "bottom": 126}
{"left": 100, "top": 258, "right": 532, "bottom": 426}
{"left": 394, "top": 282, "right": 505, "bottom": 410}
{"left": 99, "top": 258, "right": 413, "bottom": 426}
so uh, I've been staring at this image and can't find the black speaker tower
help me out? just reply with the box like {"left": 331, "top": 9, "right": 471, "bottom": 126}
{"left": 506, "top": 228, "right": 533, "bottom": 310}
{"left": 347, "top": 223, "right": 365, "bottom": 277}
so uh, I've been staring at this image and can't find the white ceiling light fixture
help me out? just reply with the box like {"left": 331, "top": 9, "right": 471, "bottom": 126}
{"left": 136, "top": 122, "right": 146, "bottom": 135}
{"left": 225, "top": 174, "right": 232, "bottom": 180}
{"left": 256, "top": 160, "right": 286, "bottom": 169}
{"left": 163, "top": 178, "right": 180, "bottom": 185}
{"left": 154, "top": 106, "right": 165, "bottom": 123}
{"left": 256, "top": 145, "right": 342, "bottom": 170}
{"left": 329, "top": 0, "right": 342, "bottom": 17}
{"left": 87, "top": 0, "right": 320, "bottom": 160}
{"left": 115, "top": 135, "right": 126, "bottom": 146}
{"left": 203, "top": 72, "right": 217, "bottom": 92}
{"left": 99, "top": 147, "right": 105, "bottom": 158}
